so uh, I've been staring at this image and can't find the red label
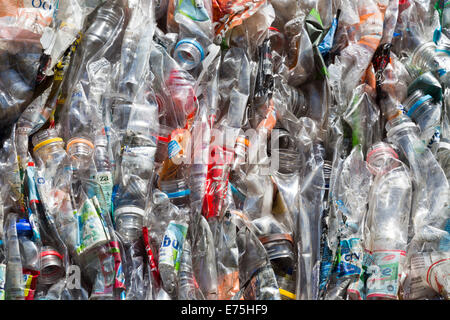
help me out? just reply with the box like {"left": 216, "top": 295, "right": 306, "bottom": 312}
{"left": 202, "top": 145, "right": 234, "bottom": 219}
{"left": 142, "top": 227, "right": 160, "bottom": 286}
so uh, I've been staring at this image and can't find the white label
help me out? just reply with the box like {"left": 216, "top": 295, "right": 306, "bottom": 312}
{"left": 159, "top": 221, "right": 188, "bottom": 272}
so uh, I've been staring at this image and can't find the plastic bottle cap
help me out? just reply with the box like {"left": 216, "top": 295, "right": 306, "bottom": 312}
{"left": 66, "top": 137, "right": 95, "bottom": 151}
{"left": 366, "top": 146, "right": 399, "bottom": 163}
{"left": 16, "top": 219, "right": 32, "bottom": 235}
{"left": 114, "top": 206, "right": 145, "bottom": 218}
{"left": 174, "top": 39, "right": 205, "bottom": 70}
{"left": 33, "top": 137, "right": 64, "bottom": 152}
{"left": 407, "top": 94, "right": 433, "bottom": 117}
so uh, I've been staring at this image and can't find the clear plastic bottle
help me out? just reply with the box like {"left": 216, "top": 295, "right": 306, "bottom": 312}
{"left": 32, "top": 129, "right": 67, "bottom": 170}
{"left": 166, "top": 68, "right": 197, "bottom": 129}
{"left": 253, "top": 217, "right": 296, "bottom": 299}
{"left": 16, "top": 219, "right": 40, "bottom": 271}
{"left": 114, "top": 205, "right": 146, "bottom": 243}
{"left": 5, "top": 214, "right": 25, "bottom": 300}
{"left": 386, "top": 115, "right": 449, "bottom": 250}
{"left": 409, "top": 41, "right": 450, "bottom": 86}
{"left": 178, "top": 240, "right": 204, "bottom": 300}
{"left": 170, "top": 0, "right": 213, "bottom": 70}
{"left": 63, "top": 0, "right": 126, "bottom": 166}
{"left": 39, "top": 246, "right": 65, "bottom": 285}
{"left": 365, "top": 142, "right": 412, "bottom": 299}
{"left": 158, "top": 220, "right": 188, "bottom": 298}
{"left": 402, "top": 90, "right": 441, "bottom": 151}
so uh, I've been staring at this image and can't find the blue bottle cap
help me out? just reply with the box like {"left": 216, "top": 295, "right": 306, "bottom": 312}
{"left": 16, "top": 219, "right": 33, "bottom": 236}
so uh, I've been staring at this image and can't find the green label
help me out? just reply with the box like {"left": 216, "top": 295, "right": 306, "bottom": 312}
{"left": 76, "top": 198, "right": 108, "bottom": 255}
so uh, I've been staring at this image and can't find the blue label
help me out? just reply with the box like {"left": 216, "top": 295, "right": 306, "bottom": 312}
{"left": 319, "top": 242, "right": 333, "bottom": 291}
{"left": 168, "top": 140, "right": 182, "bottom": 159}
{"left": 439, "top": 218, "right": 450, "bottom": 251}
{"left": 335, "top": 238, "right": 362, "bottom": 278}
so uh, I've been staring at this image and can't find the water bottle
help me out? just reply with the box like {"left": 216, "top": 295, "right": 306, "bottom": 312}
{"left": 386, "top": 114, "right": 449, "bottom": 250}
{"left": 16, "top": 219, "right": 40, "bottom": 271}
{"left": 71, "top": 0, "right": 125, "bottom": 69}
{"left": 253, "top": 217, "right": 296, "bottom": 299}
{"left": 166, "top": 68, "right": 197, "bottom": 129}
{"left": 436, "top": 139, "right": 450, "bottom": 182}
{"left": 158, "top": 220, "right": 188, "bottom": 298}
{"left": 32, "top": 129, "right": 67, "bottom": 170}
{"left": 171, "top": 0, "right": 213, "bottom": 71}
{"left": 402, "top": 90, "right": 441, "bottom": 151}
{"left": 365, "top": 142, "right": 413, "bottom": 299}
{"left": 178, "top": 240, "right": 204, "bottom": 300}
{"left": 409, "top": 41, "right": 450, "bottom": 86}
{"left": 5, "top": 214, "right": 24, "bottom": 300}
{"left": 63, "top": 0, "right": 125, "bottom": 166}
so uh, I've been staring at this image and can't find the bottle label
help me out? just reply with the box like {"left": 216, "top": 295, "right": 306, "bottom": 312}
{"left": 76, "top": 198, "right": 108, "bottom": 255}
{"left": 168, "top": 139, "right": 182, "bottom": 160}
{"left": 366, "top": 250, "right": 405, "bottom": 299}
{"left": 159, "top": 221, "right": 188, "bottom": 272}
{"left": 176, "top": 0, "right": 210, "bottom": 22}
{"left": 319, "top": 241, "right": 333, "bottom": 292}
{"left": 334, "top": 238, "right": 363, "bottom": 279}
{"left": 423, "top": 252, "right": 450, "bottom": 296}
{"left": 26, "top": 164, "right": 42, "bottom": 242}
{"left": 347, "top": 251, "right": 374, "bottom": 300}
{"left": 0, "top": 264, "right": 5, "bottom": 300}
{"left": 23, "top": 269, "right": 40, "bottom": 300}
{"left": 95, "top": 171, "right": 113, "bottom": 214}
{"left": 405, "top": 253, "right": 439, "bottom": 299}
{"left": 439, "top": 218, "right": 450, "bottom": 251}
{"left": 0, "top": 0, "right": 55, "bottom": 35}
